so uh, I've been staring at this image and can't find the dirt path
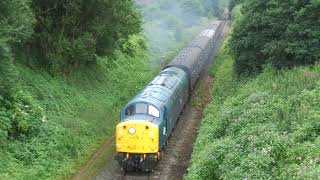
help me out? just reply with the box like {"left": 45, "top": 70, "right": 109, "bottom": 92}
{"left": 73, "top": 18, "right": 230, "bottom": 180}
{"left": 72, "top": 137, "right": 114, "bottom": 180}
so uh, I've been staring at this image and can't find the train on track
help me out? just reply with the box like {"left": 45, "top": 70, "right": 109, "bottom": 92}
{"left": 115, "top": 16, "right": 226, "bottom": 172}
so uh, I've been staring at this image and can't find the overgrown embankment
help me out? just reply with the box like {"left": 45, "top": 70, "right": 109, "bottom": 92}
{"left": 187, "top": 4, "right": 320, "bottom": 179}
{"left": 188, "top": 38, "right": 320, "bottom": 179}
{"left": 0, "top": 1, "right": 151, "bottom": 179}
{"left": 187, "top": 0, "right": 320, "bottom": 179}
{"left": 0, "top": 49, "right": 153, "bottom": 179}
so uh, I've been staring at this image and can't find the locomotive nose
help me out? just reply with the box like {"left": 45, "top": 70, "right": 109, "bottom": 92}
{"left": 116, "top": 120, "right": 159, "bottom": 153}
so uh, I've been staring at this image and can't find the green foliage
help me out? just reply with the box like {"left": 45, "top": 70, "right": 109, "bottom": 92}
{"left": 187, "top": 39, "right": 320, "bottom": 179}
{"left": 229, "top": 0, "right": 320, "bottom": 76}
{"left": 121, "top": 35, "right": 147, "bottom": 57}
{"left": 28, "top": 0, "right": 142, "bottom": 72}
{"left": 0, "top": 0, "right": 35, "bottom": 45}
{"left": 0, "top": 41, "right": 15, "bottom": 108}
{"left": 0, "top": 0, "right": 34, "bottom": 107}
{"left": 0, "top": 0, "right": 241, "bottom": 179}
{"left": 228, "top": 0, "right": 244, "bottom": 10}
{"left": 230, "top": 3, "right": 242, "bottom": 21}
{"left": 0, "top": 0, "right": 42, "bottom": 142}
{"left": 0, "top": 1, "right": 149, "bottom": 178}
{"left": 0, "top": 46, "right": 152, "bottom": 179}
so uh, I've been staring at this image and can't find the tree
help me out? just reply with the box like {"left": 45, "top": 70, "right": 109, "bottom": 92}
{"left": 28, "top": 0, "right": 143, "bottom": 73}
{"left": 266, "top": 0, "right": 320, "bottom": 67}
{"left": 229, "top": 0, "right": 244, "bottom": 10}
{"left": 229, "top": 0, "right": 320, "bottom": 76}
{"left": 0, "top": 0, "right": 35, "bottom": 141}
{"left": 0, "top": 0, "right": 34, "bottom": 112}
{"left": 181, "top": 0, "right": 222, "bottom": 18}
{"left": 229, "top": 0, "right": 272, "bottom": 75}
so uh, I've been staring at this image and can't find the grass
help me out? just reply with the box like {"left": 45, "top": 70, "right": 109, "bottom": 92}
{"left": 73, "top": 142, "right": 115, "bottom": 180}
{"left": 186, "top": 37, "right": 320, "bottom": 179}
{"left": 0, "top": 49, "right": 153, "bottom": 179}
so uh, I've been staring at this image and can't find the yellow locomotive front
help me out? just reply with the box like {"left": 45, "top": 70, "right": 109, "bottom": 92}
{"left": 116, "top": 120, "right": 159, "bottom": 153}
{"left": 115, "top": 84, "right": 166, "bottom": 171}
{"left": 115, "top": 120, "right": 161, "bottom": 171}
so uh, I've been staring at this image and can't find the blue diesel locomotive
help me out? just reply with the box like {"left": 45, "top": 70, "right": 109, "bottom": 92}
{"left": 115, "top": 20, "right": 223, "bottom": 172}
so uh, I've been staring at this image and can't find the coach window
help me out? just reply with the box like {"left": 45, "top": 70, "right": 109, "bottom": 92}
{"left": 148, "top": 105, "right": 160, "bottom": 118}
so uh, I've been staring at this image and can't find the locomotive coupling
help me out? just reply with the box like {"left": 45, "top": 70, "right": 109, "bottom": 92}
{"left": 115, "top": 152, "right": 160, "bottom": 172}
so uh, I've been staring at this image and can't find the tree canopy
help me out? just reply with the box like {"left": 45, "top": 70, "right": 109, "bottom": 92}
{"left": 28, "top": 0, "right": 142, "bottom": 72}
{"left": 229, "top": 0, "right": 320, "bottom": 76}
{"left": 0, "top": 0, "right": 36, "bottom": 142}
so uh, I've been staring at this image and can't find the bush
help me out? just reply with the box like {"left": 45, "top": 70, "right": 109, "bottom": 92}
{"left": 0, "top": 0, "right": 41, "bottom": 142}
{"left": 0, "top": 0, "right": 34, "bottom": 105}
{"left": 229, "top": 0, "right": 320, "bottom": 76}
{"left": 228, "top": 0, "right": 244, "bottom": 10}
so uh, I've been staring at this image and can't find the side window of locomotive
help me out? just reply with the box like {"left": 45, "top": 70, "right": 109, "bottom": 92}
{"left": 136, "top": 103, "right": 148, "bottom": 114}
{"left": 125, "top": 105, "right": 135, "bottom": 116}
{"left": 148, "top": 105, "right": 160, "bottom": 118}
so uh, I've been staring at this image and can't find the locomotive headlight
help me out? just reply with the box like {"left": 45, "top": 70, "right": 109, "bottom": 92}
{"left": 128, "top": 127, "right": 136, "bottom": 135}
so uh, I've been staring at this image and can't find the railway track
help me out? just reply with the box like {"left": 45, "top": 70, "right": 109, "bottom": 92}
{"left": 93, "top": 18, "right": 230, "bottom": 180}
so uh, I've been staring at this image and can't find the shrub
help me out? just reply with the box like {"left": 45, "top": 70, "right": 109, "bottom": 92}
{"left": 229, "top": 0, "right": 320, "bottom": 76}
{"left": 0, "top": 0, "right": 40, "bottom": 142}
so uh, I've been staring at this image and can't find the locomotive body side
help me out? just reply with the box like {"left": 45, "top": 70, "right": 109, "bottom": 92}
{"left": 161, "top": 67, "right": 189, "bottom": 141}
{"left": 115, "top": 67, "right": 188, "bottom": 171}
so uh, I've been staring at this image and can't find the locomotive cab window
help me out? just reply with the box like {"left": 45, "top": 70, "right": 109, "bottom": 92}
{"left": 136, "top": 103, "right": 148, "bottom": 114}
{"left": 148, "top": 105, "right": 160, "bottom": 118}
{"left": 125, "top": 103, "right": 159, "bottom": 118}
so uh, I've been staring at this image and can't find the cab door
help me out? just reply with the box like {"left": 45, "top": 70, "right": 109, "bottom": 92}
{"left": 160, "top": 107, "right": 168, "bottom": 148}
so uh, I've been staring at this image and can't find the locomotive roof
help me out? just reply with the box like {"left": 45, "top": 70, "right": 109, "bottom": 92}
{"left": 125, "top": 67, "right": 187, "bottom": 110}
